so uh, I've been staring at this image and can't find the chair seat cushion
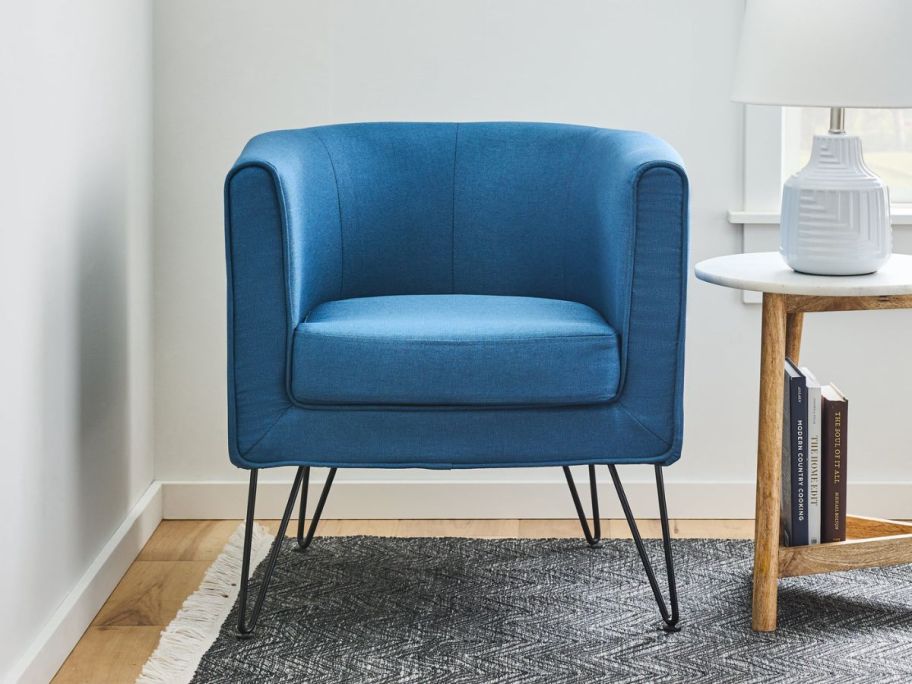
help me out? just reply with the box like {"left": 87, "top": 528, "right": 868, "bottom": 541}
{"left": 290, "top": 294, "right": 620, "bottom": 407}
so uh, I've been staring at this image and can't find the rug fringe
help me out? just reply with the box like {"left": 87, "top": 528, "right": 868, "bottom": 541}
{"left": 136, "top": 522, "right": 274, "bottom": 684}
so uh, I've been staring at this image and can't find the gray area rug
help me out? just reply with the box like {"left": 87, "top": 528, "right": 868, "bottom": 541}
{"left": 190, "top": 537, "right": 912, "bottom": 683}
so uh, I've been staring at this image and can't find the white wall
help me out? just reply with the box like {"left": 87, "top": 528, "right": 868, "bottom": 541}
{"left": 0, "top": 0, "right": 153, "bottom": 678}
{"left": 153, "top": 1, "right": 912, "bottom": 515}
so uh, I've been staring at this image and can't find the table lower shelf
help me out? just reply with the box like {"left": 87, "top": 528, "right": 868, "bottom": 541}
{"left": 778, "top": 515, "right": 912, "bottom": 578}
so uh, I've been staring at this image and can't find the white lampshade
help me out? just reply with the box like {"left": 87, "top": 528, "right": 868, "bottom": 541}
{"left": 733, "top": 0, "right": 912, "bottom": 108}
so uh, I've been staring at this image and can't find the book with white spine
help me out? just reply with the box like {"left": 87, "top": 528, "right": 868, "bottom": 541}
{"left": 801, "top": 366, "right": 822, "bottom": 545}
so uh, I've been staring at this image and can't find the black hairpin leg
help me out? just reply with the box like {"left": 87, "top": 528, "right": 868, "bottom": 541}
{"left": 296, "top": 467, "right": 337, "bottom": 551}
{"left": 236, "top": 467, "right": 302, "bottom": 638}
{"left": 236, "top": 466, "right": 337, "bottom": 639}
{"left": 563, "top": 464, "right": 602, "bottom": 547}
{"left": 608, "top": 464, "right": 680, "bottom": 632}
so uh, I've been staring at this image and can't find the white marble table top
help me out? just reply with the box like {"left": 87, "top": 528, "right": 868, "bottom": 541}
{"left": 695, "top": 252, "right": 912, "bottom": 297}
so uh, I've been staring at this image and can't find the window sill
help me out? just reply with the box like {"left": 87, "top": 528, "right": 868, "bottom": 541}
{"left": 729, "top": 206, "right": 912, "bottom": 226}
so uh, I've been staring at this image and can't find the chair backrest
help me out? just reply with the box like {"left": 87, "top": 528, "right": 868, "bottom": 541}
{"left": 311, "top": 121, "right": 599, "bottom": 301}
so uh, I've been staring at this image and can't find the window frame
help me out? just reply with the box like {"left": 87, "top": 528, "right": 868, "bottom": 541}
{"left": 729, "top": 106, "right": 912, "bottom": 303}
{"left": 734, "top": 105, "right": 912, "bottom": 221}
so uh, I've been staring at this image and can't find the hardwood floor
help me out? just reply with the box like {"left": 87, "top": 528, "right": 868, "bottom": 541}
{"left": 51, "top": 518, "right": 754, "bottom": 683}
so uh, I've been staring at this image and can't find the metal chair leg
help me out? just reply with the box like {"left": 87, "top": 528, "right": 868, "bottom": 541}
{"left": 563, "top": 464, "right": 602, "bottom": 547}
{"left": 237, "top": 464, "right": 675, "bottom": 637}
{"left": 236, "top": 467, "right": 305, "bottom": 638}
{"left": 296, "top": 467, "right": 337, "bottom": 551}
{"left": 608, "top": 464, "right": 680, "bottom": 632}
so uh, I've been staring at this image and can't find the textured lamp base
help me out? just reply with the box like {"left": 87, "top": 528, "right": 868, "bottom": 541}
{"left": 781, "top": 134, "right": 891, "bottom": 276}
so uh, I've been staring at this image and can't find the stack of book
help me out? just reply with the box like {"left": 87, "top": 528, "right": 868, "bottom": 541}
{"left": 782, "top": 359, "right": 849, "bottom": 547}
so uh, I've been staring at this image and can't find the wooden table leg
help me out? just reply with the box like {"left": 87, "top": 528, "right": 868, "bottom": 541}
{"left": 752, "top": 293, "right": 787, "bottom": 631}
{"left": 786, "top": 312, "right": 803, "bottom": 364}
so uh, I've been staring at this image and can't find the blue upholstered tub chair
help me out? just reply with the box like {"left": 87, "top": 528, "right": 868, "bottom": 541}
{"left": 225, "top": 122, "right": 688, "bottom": 636}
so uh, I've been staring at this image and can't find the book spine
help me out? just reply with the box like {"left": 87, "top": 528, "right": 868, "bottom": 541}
{"left": 822, "top": 396, "right": 848, "bottom": 543}
{"left": 790, "top": 374, "right": 809, "bottom": 546}
{"left": 781, "top": 368, "right": 793, "bottom": 546}
{"left": 807, "top": 382, "right": 821, "bottom": 545}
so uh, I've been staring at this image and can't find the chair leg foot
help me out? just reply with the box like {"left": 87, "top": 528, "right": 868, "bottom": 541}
{"left": 608, "top": 464, "right": 680, "bottom": 632}
{"left": 563, "top": 464, "right": 602, "bottom": 547}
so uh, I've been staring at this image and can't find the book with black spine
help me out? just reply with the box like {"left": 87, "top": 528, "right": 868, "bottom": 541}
{"left": 821, "top": 384, "right": 848, "bottom": 543}
{"left": 782, "top": 359, "right": 808, "bottom": 547}
{"left": 801, "top": 366, "right": 822, "bottom": 545}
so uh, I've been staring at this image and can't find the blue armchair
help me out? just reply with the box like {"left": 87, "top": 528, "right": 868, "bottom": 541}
{"left": 225, "top": 122, "right": 688, "bottom": 636}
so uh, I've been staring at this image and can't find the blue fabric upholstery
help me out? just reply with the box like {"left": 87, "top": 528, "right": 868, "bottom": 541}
{"left": 291, "top": 295, "right": 620, "bottom": 406}
{"left": 225, "top": 122, "right": 688, "bottom": 469}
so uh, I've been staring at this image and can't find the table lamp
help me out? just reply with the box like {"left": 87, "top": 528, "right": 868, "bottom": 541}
{"left": 732, "top": 0, "right": 912, "bottom": 275}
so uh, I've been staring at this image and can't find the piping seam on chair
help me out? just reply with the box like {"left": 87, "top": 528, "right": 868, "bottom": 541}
{"left": 451, "top": 122, "right": 459, "bottom": 293}
{"left": 292, "top": 332, "right": 617, "bottom": 344}
{"left": 314, "top": 131, "right": 345, "bottom": 299}
{"left": 617, "top": 166, "right": 638, "bottom": 394}
{"left": 240, "top": 405, "right": 294, "bottom": 459}
{"left": 617, "top": 401, "right": 672, "bottom": 450}
{"left": 615, "top": 159, "right": 686, "bottom": 397}
{"left": 224, "top": 169, "right": 242, "bottom": 458}
{"left": 235, "top": 451, "right": 675, "bottom": 470}
{"left": 670, "top": 164, "right": 690, "bottom": 445}
{"left": 284, "top": 396, "right": 619, "bottom": 411}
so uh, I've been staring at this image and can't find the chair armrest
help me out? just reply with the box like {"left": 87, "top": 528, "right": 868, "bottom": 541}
{"left": 570, "top": 130, "right": 689, "bottom": 458}
{"left": 224, "top": 130, "right": 342, "bottom": 460}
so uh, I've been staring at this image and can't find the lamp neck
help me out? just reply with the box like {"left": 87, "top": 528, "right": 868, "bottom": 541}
{"left": 829, "top": 107, "right": 846, "bottom": 135}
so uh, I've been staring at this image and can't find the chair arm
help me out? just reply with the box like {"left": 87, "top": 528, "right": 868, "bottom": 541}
{"left": 224, "top": 130, "right": 342, "bottom": 460}
{"left": 570, "top": 130, "right": 689, "bottom": 458}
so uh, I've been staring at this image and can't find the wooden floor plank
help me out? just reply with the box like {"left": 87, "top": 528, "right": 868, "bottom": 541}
{"left": 517, "top": 519, "right": 584, "bottom": 538}
{"left": 52, "top": 627, "right": 162, "bottom": 684}
{"left": 330, "top": 519, "right": 399, "bottom": 536}
{"left": 137, "top": 520, "right": 240, "bottom": 561}
{"left": 394, "top": 519, "right": 522, "bottom": 538}
{"left": 92, "top": 560, "right": 211, "bottom": 627}
{"left": 673, "top": 519, "right": 754, "bottom": 539}
{"left": 846, "top": 515, "right": 912, "bottom": 540}
{"left": 608, "top": 518, "right": 662, "bottom": 538}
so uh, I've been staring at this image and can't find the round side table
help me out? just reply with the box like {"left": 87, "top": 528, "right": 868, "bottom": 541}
{"left": 695, "top": 251, "right": 912, "bottom": 632}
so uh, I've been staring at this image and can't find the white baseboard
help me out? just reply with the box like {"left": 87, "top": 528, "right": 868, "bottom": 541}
{"left": 10, "top": 482, "right": 163, "bottom": 684}
{"left": 162, "top": 479, "right": 912, "bottom": 520}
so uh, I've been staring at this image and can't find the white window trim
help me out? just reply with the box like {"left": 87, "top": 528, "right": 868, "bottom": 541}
{"left": 730, "top": 106, "right": 912, "bottom": 303}
{"left": 740, "top": 105, "right": 786, "bottom": 216}
{"left": 729, "top": 208, "right": 912, "bottom": 225}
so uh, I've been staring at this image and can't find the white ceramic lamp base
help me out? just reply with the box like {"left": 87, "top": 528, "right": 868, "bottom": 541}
{"left": 780, "top": 133, "right": 891, "bottom": 275}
